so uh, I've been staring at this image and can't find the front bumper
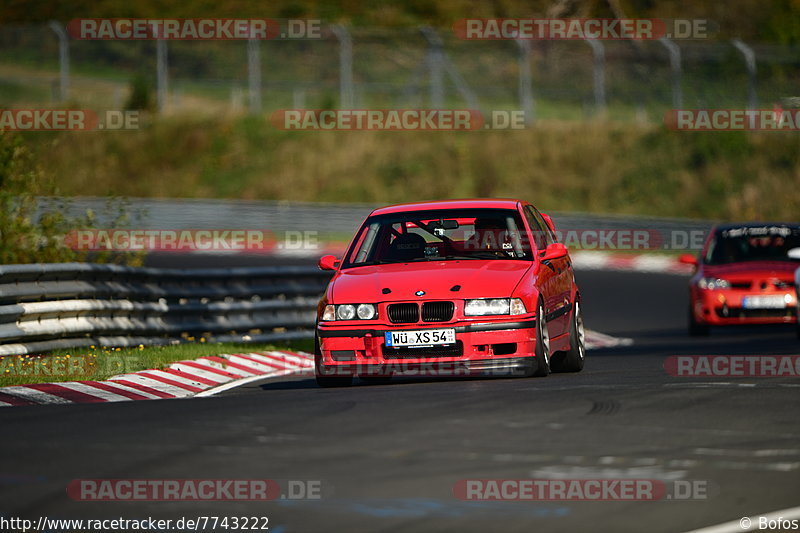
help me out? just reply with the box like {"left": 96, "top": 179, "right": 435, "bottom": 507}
{"left": 317, "top": 319, "right": 538, "bottom": 377}
{"left": 692, "top": 289, "right": 797, "bottom": 325}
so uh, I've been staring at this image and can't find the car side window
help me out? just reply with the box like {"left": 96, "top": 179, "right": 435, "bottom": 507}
{"left": 524, "top": 206, "right": 549, "bottom": 251}
{"left": 532, "top": 207, "right": 557, "bottom": 245}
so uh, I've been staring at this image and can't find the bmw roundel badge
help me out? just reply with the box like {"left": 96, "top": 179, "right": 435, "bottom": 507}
{"left": 415, "top": 290, "right": 426, "bottom": 296}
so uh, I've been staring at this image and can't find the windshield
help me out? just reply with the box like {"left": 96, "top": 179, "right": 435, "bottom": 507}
{"left": 342, "top": 208, "right": 533, "bottom": 268}
{"left": 704, "top": 225, "right": 800, "bottom": 265}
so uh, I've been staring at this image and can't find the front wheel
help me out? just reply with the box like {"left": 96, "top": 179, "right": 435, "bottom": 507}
{"left": 552, "top": 301, "right": 585, "bottom": 373}
{"left": 531, "top": 300, "right": 551, "bottom": 377}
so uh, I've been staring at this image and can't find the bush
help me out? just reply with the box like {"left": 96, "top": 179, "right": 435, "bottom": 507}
{"left": 0, "top": 131, "right": 143, "bottom": 265}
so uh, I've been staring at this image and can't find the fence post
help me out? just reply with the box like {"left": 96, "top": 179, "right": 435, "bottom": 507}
{"left": 48, "top": 21, "right": 70, "bottom": 102}
{"left": 156, "top": 39, "right": 168, "bottom": 112}
{"left": 516, "top": 38, "right": 534, "bottom": 125}
{"left": 659, "top": 38, "right": 683, "bottom": 109}
{"left": 420, "top": 27, "right": 445, "bottom": 109}
{"left": 247, "top": 38, "right": 262, "bottom": 114}
{"left": 331, "top": 25, "right": 354, "bottom": 109}
{"left": 584, "top": 39, "right": 606, "bottom": 114}
{"left": 731, "top": 39, "right": 757, "bottom": 110}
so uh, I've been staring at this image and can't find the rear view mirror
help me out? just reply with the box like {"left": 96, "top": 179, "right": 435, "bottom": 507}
{"left": 318, "top": 255, "right": 340, "bottom": 271}
{"left": 678, "top": 254, "right": 698, "bottom": 266}
{"left": 541, "top": 242, "right": 568, "bottom": 261}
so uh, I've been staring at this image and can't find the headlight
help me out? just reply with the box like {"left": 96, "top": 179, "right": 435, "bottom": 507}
{"left": 357, "top": 303, "right": 377, "bottom": 320}
{"left": 697, "top": 277, "right": 730, "bottom": 290}
{"left": 336, "top": 304, "right": 356, "bottom": 320}
{"left": 323, "top": 303, "right": 378, "bottom": 321}
{"left": 464, "top": 298, "right": 527, "bottom": 316}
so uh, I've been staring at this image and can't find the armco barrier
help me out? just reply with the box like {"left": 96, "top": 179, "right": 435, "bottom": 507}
{"left": 0, "top": 263, "right": 332, "bottom": 356}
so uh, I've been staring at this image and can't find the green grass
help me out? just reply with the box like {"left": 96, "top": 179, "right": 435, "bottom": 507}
{"left": 20, "top": 114, "right": 800, "bottom": 221}
{"left": 0, "top": 339, "right": 314, "bottom": 388}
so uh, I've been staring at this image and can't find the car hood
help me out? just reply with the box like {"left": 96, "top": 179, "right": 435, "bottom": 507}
{"left": 329, "top": 260, "right": 532, "bottom": 302}
{"left": 700, "top": 260, "right": 798, "bottom": 282}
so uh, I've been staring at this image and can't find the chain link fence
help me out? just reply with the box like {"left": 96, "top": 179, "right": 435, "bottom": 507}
{"left": 1, "top": 23, "right": 799, "bottom": 121}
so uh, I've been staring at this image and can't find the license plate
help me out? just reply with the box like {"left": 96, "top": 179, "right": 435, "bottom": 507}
{"left": 742, "top": 295, "right": 786, "bottom": 309}
{"left": 385, "top": 328, "right": 456, "bottom": 348}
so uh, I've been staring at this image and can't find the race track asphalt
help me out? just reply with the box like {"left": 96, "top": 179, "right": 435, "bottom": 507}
{"left": 1, "top": 259, "right": 798, "bottom": 533}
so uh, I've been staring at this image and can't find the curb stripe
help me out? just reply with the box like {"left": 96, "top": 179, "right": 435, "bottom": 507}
{"left": 24, "top": 383, "right": 106, "bottom": 403}
{"left": 56, "top": 382, "right": 133, "bottom": 403}
{"left": 0, "top": 391, "right": 36, "bottom": 406}
{"left": 108, "top": 378, "right": 183, "bottom": 399}
{"left": 136, "top": 371, "right": 204, "bottom": 393}
{"left": 0, "top": 386, "right": 73, "bottom": 404}
{"left": 200, "top": 356, "right": 261, "bottom": 376}
{"left": 173, "top": 361, "right": 241, "bottom": 379}
{"left": 161, "top": 367, "right": 218, "bottom": 387}
{"left": 129, "top": 373, "right": 201, "bottom": 395}
{"left": 78, "top": 380, "right": 152, "bottom": 401}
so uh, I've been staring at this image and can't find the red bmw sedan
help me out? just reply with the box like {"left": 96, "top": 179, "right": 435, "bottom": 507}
{"left": 314, "top": 199, "right": 585, "bottom": 387}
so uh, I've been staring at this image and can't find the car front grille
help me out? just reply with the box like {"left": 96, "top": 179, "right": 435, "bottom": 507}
{"left": 715, "top": 307, "right": 796, "bottom": 319}
{"left": 388, "top": 301, "right": 454, "bottom": 324}
{"left": 421, "top": 301, "right": 455, "bottom": 322}
{"left": 388, "top": 303, "right": 419, "bottom": 323}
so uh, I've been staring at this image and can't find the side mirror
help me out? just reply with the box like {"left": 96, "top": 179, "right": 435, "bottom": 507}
{"left": 678, "top": 254, "right": 698, "bottom": 266}
{"left": 318, "top": 255, "right": 340, "bottom": 271}
{"left": 788, "top": 248, "right": 800, "bottom": 260}
{"left": 541, "top": 242, "right": 568, "bottom": 261}
{"left": 540, "top": 213, "right": 556, "bottom": 232}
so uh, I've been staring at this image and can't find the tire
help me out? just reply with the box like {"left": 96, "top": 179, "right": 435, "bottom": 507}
{"left": 531, "top": 300, "right": 551, "bottom": 377}
{"left": 314, "top": 333, "right": 352, "bottom": 388}
{"left": 688, "top": 304, "right": 710, "bottom": 336}
{"left": 552, "top": 301, "right": 585, "bottom": 373}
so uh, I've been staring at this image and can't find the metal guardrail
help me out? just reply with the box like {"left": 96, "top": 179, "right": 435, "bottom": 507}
{"left": 0, "top": 263, "right": 332, "bottom": 356}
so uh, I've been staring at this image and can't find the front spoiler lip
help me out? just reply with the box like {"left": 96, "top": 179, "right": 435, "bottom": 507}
{"left": 317, "top": 319, "right": 537, "bottom": 338}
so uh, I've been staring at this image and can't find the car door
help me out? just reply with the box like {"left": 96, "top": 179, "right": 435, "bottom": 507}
{"left": 522, "top": 206, "right": 560, "bottom": 337}
{"left": 525, "top": 206, "right": 572, "bottom": 337}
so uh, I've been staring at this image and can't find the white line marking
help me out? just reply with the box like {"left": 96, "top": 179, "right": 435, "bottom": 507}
{"left": 195, "top": 369, "right": 296, "bottom": 397}
{"left": 684, "top": 505, "right": 800, "bottom": 533}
